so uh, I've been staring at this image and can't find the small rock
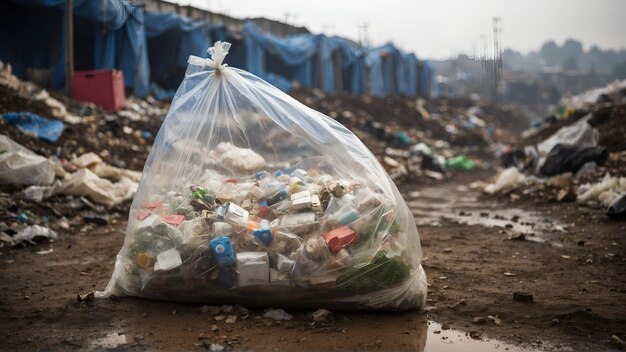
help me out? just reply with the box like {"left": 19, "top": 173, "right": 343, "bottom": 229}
{"left": 225, "top": 315, "right": 237, "bottom": 324}
{"left": 211, "top": 325, "right": 218, "bottom": 332}
{"left": 443, "top": 248, "right": 452, "bottom": 253}
{"left": 312, "top": 309, "right": 334, "bottom": 323}
{"left": 447, "top": 299, "right": 466, "bottom": 310}
{"left": 609, "top": 335, "right": 624, "bottom": 349}
{"left": 263, "top": 308, "right": 292, "bottom": 321}
{"left": 203, "top": 306, "right": 221, "bottom": 314}
{"left": 513, "top": 292, "right": 534, "bottom": 303}
{"left": 472, "top": 317, "right": 487, "bottom": 325}
{"left": 468, "top": 331, "right": 482, "bottom": 340}
{"left": 204, "top": 341, "right": 224, "bottom": 351}
{"left": 235, "top": 305, "right": 249, "bottom": 315}
{"left": 487, "top": 315, "right": 503, "bottom": 326}
{"left": 214, "top": 315, "right": 226, "bottom": 321}
{"left": 221, "top": 305, "right": 234, "bottom": 314}
{"left": 510, "top": 233, "right": 526, "bottom": 241}
{"left": 503, "top": 272, "right": 516, "bottom": 276}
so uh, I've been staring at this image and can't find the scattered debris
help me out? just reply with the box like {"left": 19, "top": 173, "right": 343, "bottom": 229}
{"left": 487, "top": 315, "right": 503, "bottom": 326}
{"left": 513, "top": 292, "right": 534, "bottom": 303}
{"left": 609, "top": 335, "right": 625, "bottom": 350}
{"left": 77, "top": 292, "right": 95, "bottom": 303}
{"left": 263, "top": 309, "right": 293, "bottom": 321}
{"left": 11, "top": 225, "right": 57, "bottom": 247}
{"left": 472, "top": 317, "right": 487, "bottom": 324}
{"left": 312, "top": 309, "right": 334, "bottom": 323}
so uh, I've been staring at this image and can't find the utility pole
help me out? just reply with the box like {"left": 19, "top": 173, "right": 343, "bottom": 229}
{"left": 480, "top": 34, "right": 488, "bottom": 101}
{"left": 65, "top": 0, "right": 74, "bottom": 97}
{"left": 492, "top": 17, "right": 502, "bottom": 105}
{"left": 357, "top": 23, "right": 369, "bottom": 48}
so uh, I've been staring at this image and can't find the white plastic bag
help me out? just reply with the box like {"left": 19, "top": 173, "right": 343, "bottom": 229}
{"left": 537, "top": 114, "right": 599, "bottom": 156}
{"left": 98, "top": 42, "right": 427, "bottom": 310}
{"left": 0, "top": 134, "right": 55, "bottom": 186}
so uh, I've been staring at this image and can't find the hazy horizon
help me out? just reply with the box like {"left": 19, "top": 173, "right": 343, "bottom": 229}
{"left": 169, "top": 0, "right": 626, "bottom": 60}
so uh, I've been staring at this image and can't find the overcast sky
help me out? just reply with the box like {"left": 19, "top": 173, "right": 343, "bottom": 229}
{"left": 171, "top": 0, "right": 626, "bottom": 60}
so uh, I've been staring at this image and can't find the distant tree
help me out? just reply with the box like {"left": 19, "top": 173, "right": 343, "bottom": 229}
{"left": 539, "top": 40, "right": 560, "bottom": 66}
{"left": 562, "top": 39, "right": 584, "bottom": 58}
{"left": 562, "top": 55, "right": 579, "bottom": 71}
{"left": 612, "top": 60, "right": 626, "bottom": 79}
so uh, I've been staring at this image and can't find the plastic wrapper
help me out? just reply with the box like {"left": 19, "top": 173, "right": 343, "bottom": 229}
{"left": 97, "top": 42, "right": 427, "bottom": 310}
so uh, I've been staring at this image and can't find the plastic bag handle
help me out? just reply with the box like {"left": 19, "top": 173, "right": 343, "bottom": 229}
{"left": 188, "top": 41, "right": 232, "bottom": 71}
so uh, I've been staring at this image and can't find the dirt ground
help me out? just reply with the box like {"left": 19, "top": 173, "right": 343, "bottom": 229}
{"left": 0, "top": 171, "right": 624, "bottom": 351}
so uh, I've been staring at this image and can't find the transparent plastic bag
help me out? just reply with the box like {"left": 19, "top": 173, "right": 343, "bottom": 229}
{"left": 97, "top": 42, "right": 427, "bottom": 310}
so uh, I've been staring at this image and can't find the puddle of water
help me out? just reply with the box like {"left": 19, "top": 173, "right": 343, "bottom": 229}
{"left": 90, "top": 332, "right": 128, "bottom": 349}
{"left": 405, "top": 186, "right": 567, "bottom": 246}
{"left": 422, "top": 322, "right": 542, "bottom": 352}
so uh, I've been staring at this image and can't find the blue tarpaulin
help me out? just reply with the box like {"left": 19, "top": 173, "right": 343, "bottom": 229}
{"left": 0, "top": 0, "right": 149, "bottom": 97}
{"left": 3, "top": 112, "right": 65, "bottom": 143}
{"left": 0, "top": 2, "right": 436, "bottom": 100}
{"left": 144, "top": 11, "right": 211, "bottom": 89}
{"left": 418, "top": 60, "right": 438, "bottom": 98}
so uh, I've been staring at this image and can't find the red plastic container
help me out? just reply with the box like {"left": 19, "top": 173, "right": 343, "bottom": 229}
{"left": 73, "top": 69, "right": 125, "bottom": 111}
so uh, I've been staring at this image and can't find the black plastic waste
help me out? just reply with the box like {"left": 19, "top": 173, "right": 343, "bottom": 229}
{"left": 606, "top": 193, "right": 626, "bottom": 219}
{"left": 501, "top": 148, "right": 526, "bottom": 168}
{"left": 540, "top": 144, "right": 608, "bottom": 177}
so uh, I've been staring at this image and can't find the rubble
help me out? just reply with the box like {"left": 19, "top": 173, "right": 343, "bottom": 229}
{"left": 263, "top": 309, "right": 293, "bottom": 321}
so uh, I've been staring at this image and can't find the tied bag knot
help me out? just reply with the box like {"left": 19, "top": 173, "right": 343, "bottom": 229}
{"left": 188, "top": 41, "right": 232, "bottom": 72}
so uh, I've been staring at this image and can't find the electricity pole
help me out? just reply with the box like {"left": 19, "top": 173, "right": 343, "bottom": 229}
{"left": 65, "top": 0, "right": 74, "bottom": 97}
{"left": 492, "top": 17, "right": 502, "bottom": 105}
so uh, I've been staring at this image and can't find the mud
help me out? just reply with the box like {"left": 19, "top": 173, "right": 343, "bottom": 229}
{"left": 0, "top": 172, "right": 624, "bottom": 351}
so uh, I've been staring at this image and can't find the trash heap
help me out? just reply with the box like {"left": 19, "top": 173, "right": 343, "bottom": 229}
{"left": 290, "top": 89, "right": 527, "bottom": 183}
{"left": 0, "top": 60, "right": 167, "bottom": 249}
{"left": 482, "top": 80, "right": 626, "bottom": 219}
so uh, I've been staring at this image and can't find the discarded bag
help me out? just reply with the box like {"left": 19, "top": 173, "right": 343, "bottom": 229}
{"left": 2, "top": 112, "right": 64, "bottom": 143}
{"left": 56, "top": 168, "right": 138, "bottom": 207}
{"left": 97, "top": 42, "right": 427, "bottom": 310}
{"left": 607, "top": 193, "right": 626, "bottom": 219}
{"left": 539, "top": 144, "right": 608, "bottom": 177}
{"left": 484, "top": 167, "right": 526, "bottom": 195}
{"left": 0, "top": 134, "right": 56, "bottom": 185}
{"left": 537, "top": 114, "right": 598, "bottom": 156}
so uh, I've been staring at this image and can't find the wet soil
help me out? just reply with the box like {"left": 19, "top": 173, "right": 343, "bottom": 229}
{"left": 0, "top": 172, "right": 624, "bottom": 351}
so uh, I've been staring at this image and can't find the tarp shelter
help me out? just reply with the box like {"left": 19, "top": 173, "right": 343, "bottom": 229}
{"left": 418, "top": 60, "right": 438, "bottom": 98}
{"left": 399, "top": 53, "right": 418, "bottom": 97}
{"left": 144, "top": 11, "right": 210, "bottom": 90}
{"left": 367, "top": 43, "right": 403, "bottom": 97}
{"left": 0, "top": 0, "right": 149, "bottom": 97}
{"left": 317, "top": 35, "right": 366, "bottom": 94}
{"left": 239, "top": 22, "right": 318, "bottom": 91}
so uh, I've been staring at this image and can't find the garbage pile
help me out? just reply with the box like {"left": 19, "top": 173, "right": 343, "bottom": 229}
{"left": 289, "top": 89, "right": 527, "bottom": 182}
{"left": 482, "top": 80, "right": 626, "bottom": 219}
{"left": 0, "top": 60, "right": 167, "bottom": 248}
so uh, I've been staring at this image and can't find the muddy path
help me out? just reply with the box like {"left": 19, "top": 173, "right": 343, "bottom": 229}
{"left": 0, "top": 173, "right": 624, "bottom": 351}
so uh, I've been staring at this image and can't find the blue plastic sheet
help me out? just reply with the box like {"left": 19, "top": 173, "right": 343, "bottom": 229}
{"left": 3, "top": 112, "right": 65, "bottom": 143}
{"left": 144, "top": 12, "right": 210, "bottom": 89}
{"left": 1, "top": 0, "right": 149, "bottom": 97}
{"left": 0, "top": 2, "right": 436, "bottom": 99}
